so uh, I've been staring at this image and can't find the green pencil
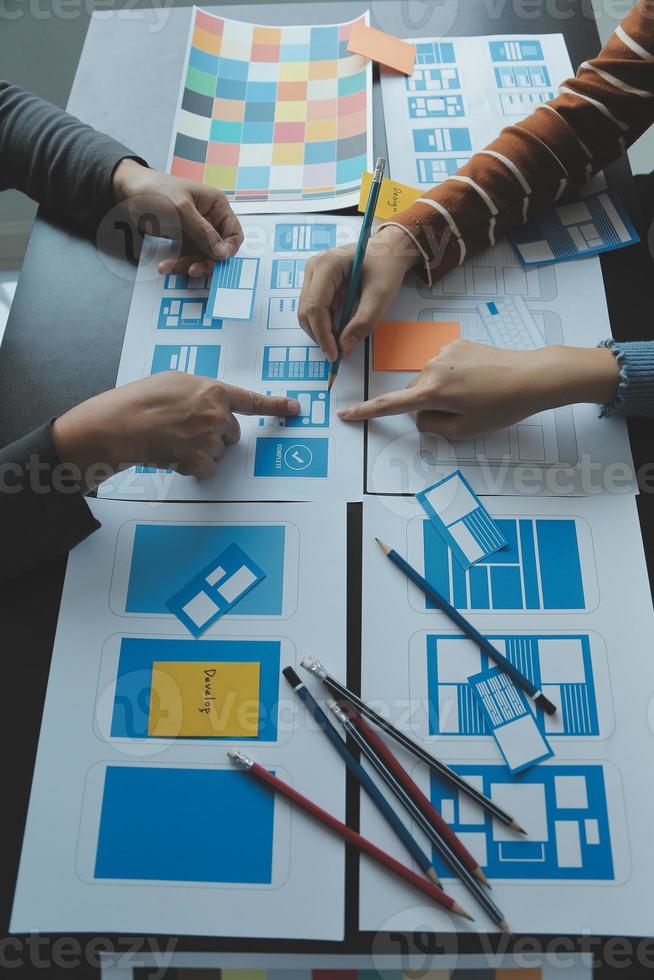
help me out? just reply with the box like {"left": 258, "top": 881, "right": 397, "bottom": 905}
{"left": 328, "top": 156, "right": 386, "bottom": 391}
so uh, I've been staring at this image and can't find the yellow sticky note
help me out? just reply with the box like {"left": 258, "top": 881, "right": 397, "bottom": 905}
{"left": 347, "top": 21, "right": 416, "bottom": 75}
{"left": 148, "top": 661, "right": 260, "bottom": 738}
{"left": 358, "top": 172, "right": 422, "bottom": 220}
{"left": 373, "top": 320, "right": 461, "bottom": 372}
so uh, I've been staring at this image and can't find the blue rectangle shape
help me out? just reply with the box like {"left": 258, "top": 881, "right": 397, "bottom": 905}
{"left": 94, "top": 766, "right": 274, "bottom": 882}
{"left": 423, "top": 520, "right": 452, "bottom": 605}
{"left": 216, "top": 56, "right": 248, "bottom": 81}
{"left": 430, "top": 763, "right": 614, "bottom": 880}
{"left": 260, "top": 389, "right": 330, "bottom": 428}
{"left": 280, "top": 43, "right": 309, "bottom": 61}
{"left": 274, "top": 223, "right": 337, "bottom": 252}
{"left": 261, "top": 345, "right": 329, "bottom": 381}
{"left": 215, "top": 77, "right": 247, "bottom": 101}
{"left": 490, "top": 565, "right": 523, "bottom": 609}
{"left": 207, "top": 256, "right": 259, "bottom": 322}
{"left": 416, "top": 470, "right": 507, "bottom": 570}
{"left": 111, "top": 637, "right": 281, "bottom": 740}
{"left": 271, "top": 258, "right": 306, "bottom": 288}
{"left": 126, "top": 524, "right": 285, "bottom": 616}
{"left": 336, "top": 154, "right": 368, "bottom": 185}
{"left": 519, "top": 519, "right": 540, "bottom": 609}
{"left": 246, "top": 81, "right": 277, "bottom": 102}
{"left": 157, "top": 296, "right": 213, "bottom": 330}
{"left": 469, "top": 565, "right": 490, "bottom": 608}
{"left": 150, "top": 344, "right": 221, "bottom": 379}
{"left": 167, "top": 542, "right": 266, "bottom": 636}
{"left": 254, "top": 437, "right": 328, "bottom": 478}
{"left": 537, "top": 519, "right": 585, "bottom": 609}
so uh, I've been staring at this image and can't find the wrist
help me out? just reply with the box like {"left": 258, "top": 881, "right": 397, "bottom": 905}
{"left": 112, "top": 157, "right": 149, "bottom": 203}
{"left": 52, "top": 395, "right": 133, "bottom": 490}
{"left": 375, "top": 224, "right": 422, "bottom": 272}
{"left": 537, "top": 345, "right": 620, "bottom": 408}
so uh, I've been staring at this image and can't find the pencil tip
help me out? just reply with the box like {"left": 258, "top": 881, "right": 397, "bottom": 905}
{"left": 451, "top": 902, "right": 473, "bottom": 921}
{"left": 327, "top": 373, "right": 335, "bottom": 391}
{"left": 512, "top": 820, "right": 528, "bottom": 835}
{"left": 474, "top": 867, "right": 491, "bottom": 888}
{"left": 499, "top": 919, "right": 511, "bottom": 934}
{"left": 426, "top": 867, "right": 441, "bottom": 886}
{"left": 375, "top": 538, "right": 390, "bottom": 554}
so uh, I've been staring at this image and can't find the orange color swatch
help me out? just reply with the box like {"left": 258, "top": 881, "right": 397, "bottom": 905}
{"left": 373, "top": 320, "right": 460, "bottom": 372}
{"left": 347, "top": 21, "right": 416, "bottom": 75}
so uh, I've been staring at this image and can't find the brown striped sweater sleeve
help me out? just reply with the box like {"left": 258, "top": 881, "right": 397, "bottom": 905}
{"left": 380, "top": 0, "right": 654, "bottom": 283}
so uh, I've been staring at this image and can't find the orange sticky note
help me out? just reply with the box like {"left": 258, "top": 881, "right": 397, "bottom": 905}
{"left": 347, "top": 22, "right": 416, "bottom": 76}
{"left": 373, "top": 320, "right": 460, "bottom": 372}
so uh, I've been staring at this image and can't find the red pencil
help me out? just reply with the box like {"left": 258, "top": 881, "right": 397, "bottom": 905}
{"left": 347, "top": 707, "right": 489, "bottom": 887}
{"left": 227, "top": 750, "right": 472, "bottom": 921}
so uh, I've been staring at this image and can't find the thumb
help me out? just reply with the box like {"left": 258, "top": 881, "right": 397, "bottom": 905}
{"left": 337, "top": 384, "right": 426, "bottom": 422}
{"left": 179, "top": 199, "right": 229, "bottom": 260}
{"left": 224, "top": 384, "right": 301, "bottom": 418}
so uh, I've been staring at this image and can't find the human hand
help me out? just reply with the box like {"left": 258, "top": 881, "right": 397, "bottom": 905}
{"left": 112, "top": 159, "right": 244, "bottom": 278}
{"left": 52, "top": 372, "right": 300, "bottom": 488}
{"left": 297, "top": 224, "right": 421, "bottom": 362}
{"left": 337, "top": 341, "right": 620, "bottom": 439}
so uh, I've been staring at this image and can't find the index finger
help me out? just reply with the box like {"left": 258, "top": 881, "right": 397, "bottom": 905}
{"left": 337, "top": 384, "right": 426, "bottom": 422}
{"left": 223, "top": 384, "right": 302, "bottom": 418}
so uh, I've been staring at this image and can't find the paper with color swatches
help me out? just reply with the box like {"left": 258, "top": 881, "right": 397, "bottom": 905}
{"left": 373, "top": 320, "right": 460, "bottom": 371}
{"left": 347, "top": 21, "right": 416, "bottom": 75}
{"left": 510, "top": 190, "right": 639, "bottom": 266}
{"left": 148, "top": 660, "right": 261, "bottom": 737}
{"left": 357, "top": 171, "right": 422, "bottom": 219}
{"left": 166, "top": 542, "right": 266, "bottom": 636}
{"left": 469, "top": 666, "right": 554, "bottom": 774}
{"left": 416, "top": 470, "right": 507, "bottom": 569}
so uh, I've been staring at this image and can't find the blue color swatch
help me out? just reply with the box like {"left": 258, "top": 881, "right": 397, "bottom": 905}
{"left": 94, "top": 766, "right": 275, "bottom": 882}
{"left": 125, "top": 523, "right": 285, "bottom": 616}
{"left": 422, "top": 517, "right": 585, "bottom": 611}
{"left": 430, "top": 764, "right": 614, "bottom": 880}
{"left": 253, "top": 438, "right": 328, "bottom": 478}
{"left": 150, "top": 344, "right": 221, "bottom": 379}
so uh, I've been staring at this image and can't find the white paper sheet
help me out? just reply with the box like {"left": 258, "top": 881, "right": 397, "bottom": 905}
{"left": 358, "top": 493, "right": 654, "bottom": 936}
{"left": 98, "top": 216, "right": 365, "bottom": 503}
{"left": 366, "top": 249, "right": 635, "bottom": 495}
{"left": 372, "top": 33, "right": 633, "bottom": 495}
{"left": 11, "top": 500, "right": 348, "bottom": 940}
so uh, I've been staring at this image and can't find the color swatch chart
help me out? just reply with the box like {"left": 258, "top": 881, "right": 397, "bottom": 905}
{"left": 11, "top": 500, "right": 350, "bottom": 940}
{"left": 98, "top": 217, "right": 365, "bottom": 504}
{"left": 380, "top": 32, "right": 571, "bottom": 189}
{"left": 359, "top": 492, "right": 654, "bottom": 937}
{"left": 169, "top": 9, "right": 372, "bottom": 212}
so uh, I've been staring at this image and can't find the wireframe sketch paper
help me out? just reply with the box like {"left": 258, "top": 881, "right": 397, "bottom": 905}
{"left": 98, "top": 216, "right": 365, "bottom": 503}
{"left": 510, "top": 191, "right": 640, "bottom": 266}
{"left": 11, "top": 500, "right": 349, "bottom": 940}
{"left": 365, "top": 242, "right": 635, "bottom": 496}
{"left": 169, "top": 8, "right": 373, "bottom": 213}
{"left": 369, "top": 33, "right": 634, "bottom": 495}
{"left": 358, "top": 493, "right": 654, "bottom": 936}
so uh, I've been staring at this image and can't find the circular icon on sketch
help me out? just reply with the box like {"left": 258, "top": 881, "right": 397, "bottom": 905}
{"left": 284, "top": 444, "right": 313, "bottom": 471}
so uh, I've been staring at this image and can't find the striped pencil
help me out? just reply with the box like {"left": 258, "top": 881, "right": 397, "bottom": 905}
{"left": 300, "top": 657, "right": 526, "bottom": 834}
{"left": 345, "top": 704, "right": 489, "bottom": 887}
{"left": 328, "top": 702, "right": 509, "bottom": 933}
{"left": 282, "top": 666, "right": 440, "bottom": 885}
{"left": 227, "top": 749, "right": 472, "bottom": 921}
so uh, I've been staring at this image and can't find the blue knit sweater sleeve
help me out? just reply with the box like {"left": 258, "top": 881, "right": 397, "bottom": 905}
{"left": 598, "top": 340, "right": 654, "bottom": 418}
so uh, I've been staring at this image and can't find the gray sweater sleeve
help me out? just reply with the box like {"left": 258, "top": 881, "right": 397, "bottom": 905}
{"left": 599, "top": 340, "right": 654, "bottom": 418}
{"left": 0, "top": 81, "right": 146, "bottom": 229}
{"left": 0, "top": 422, "right": 100, "bottom": 583}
